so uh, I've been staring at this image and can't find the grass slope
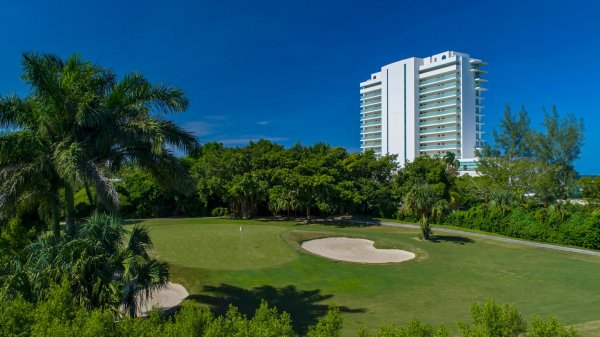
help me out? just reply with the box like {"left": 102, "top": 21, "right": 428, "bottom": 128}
{"left": 137, "top": 218, "right": 600, "bottom": 336}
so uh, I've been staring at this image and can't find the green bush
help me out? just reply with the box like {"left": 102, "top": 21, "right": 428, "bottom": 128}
{"left": 442, "top": 205, "right": 600, "bottom": 250}
{"left": 211, "top": 207, "right": 229, "bottom": 217}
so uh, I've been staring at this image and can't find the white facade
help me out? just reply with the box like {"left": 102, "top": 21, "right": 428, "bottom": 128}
{"left": 360, "top": 51, "right": 486, "bottom": 167}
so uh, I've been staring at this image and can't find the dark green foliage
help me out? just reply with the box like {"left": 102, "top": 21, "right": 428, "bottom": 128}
{"left": 306, "top": 305, "right": 343, "bottom": 337}
{"left": 0, "top": 52, "right": 199, "bottom": 237}
{"left": 189, "top": 141, "right": 398, "bottom": 220}
{"left": 211, "top": 207, "right": 229, "bottom": 217}
{"left": 0, "top": 285, "right": 580, "bottom": 337}
{"left": 458, "top": 299, "right": 526, "bottom": 337}
{"left": 0, "top": 213, "right": 169, "bottom": 317}
{"left": 115, "top": 166, "right": 204, "bottom": 218}
{"left": 443, "top": 205, "right": 600, "bottom": 249}
{"left": 358, "top": 320, "right": 451, "bottom": 337}
{"left": 578, "top": 176, "right": 600, "bottom": 200}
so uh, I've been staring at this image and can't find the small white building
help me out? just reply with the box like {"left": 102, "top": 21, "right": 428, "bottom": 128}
{"left": 359, "top": 51, "right": 486, "bottom": 171}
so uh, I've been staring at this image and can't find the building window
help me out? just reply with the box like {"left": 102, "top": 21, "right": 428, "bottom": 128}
{"left": 442, "top": 55, "right": 447, "bottom": 60}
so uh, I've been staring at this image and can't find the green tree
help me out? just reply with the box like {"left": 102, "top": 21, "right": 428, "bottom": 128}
{"left": 0, "top": 53, "right": 198, "bottom": 236}
{"left": 457, "top": 299, "right": 527, "bottom": 337}
{"left": 0, "top": 213, "right": 169, "bottom": 317}
{"left": 531, "top": 106, "right": 584, "bottom": 198}
{"left": 401, "top": 183, "right": 439, "bottom": 240}
{"left": 306, "top": 305, "right": 343, "bottom": 337}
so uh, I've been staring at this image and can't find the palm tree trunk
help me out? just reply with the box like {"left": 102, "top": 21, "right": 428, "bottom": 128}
{"left": 51, "top": 197, "right": 60, "bottom": 238}
{"left": 84, "top": 181, "right": 94, "bottom": 206}
{"left": 64, "top": 184, "right": 76, "bottom": 235}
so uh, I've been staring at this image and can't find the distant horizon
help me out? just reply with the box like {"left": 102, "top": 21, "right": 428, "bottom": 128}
{"left": 1, "top": 0, "right": 598, "bottom": 174}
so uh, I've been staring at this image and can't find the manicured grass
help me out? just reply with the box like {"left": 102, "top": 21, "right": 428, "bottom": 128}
{"left": 138, "top": 218, "right": 600, "bottom": 336}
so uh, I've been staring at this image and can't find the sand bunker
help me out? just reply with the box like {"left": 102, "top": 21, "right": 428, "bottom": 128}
{"left": 301, "top": 237, "right": 415, "bottom": 263}
{"left": 138, "top": 282, "right": 189, "bottom": 316}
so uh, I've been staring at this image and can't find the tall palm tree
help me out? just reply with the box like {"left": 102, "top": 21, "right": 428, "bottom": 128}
{"left": 401, "top": 183, "right": 438, "bottom": 240}
{"left": 0, "top": 93, "right": 63, "bottom": 237}
{"left": 1, "top": 53, "right": 199, "bottom": 235}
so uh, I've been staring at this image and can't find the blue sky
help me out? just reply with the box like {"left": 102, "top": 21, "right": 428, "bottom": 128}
{"left": 1, "top": 0, "right": 599, "bottom": 174}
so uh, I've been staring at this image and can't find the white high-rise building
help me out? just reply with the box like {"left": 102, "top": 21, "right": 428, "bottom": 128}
{"left": 359, "top": 51, "right": 486, "bottom": 168}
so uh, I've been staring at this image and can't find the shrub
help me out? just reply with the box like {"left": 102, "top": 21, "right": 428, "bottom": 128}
{"left": 211, "top": 207, "right": 229, "bottom": 217}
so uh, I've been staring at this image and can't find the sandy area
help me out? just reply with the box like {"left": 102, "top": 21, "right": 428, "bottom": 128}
{"left": 301, "top": 237, "right": 415, "bottom": 263}
{"left": 138, "top": 282, "right": 189, "bottom": 316}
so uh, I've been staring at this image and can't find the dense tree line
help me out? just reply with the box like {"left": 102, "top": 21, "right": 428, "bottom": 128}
{"left": 70, "top": 105, "right": 598, "bottom": 247}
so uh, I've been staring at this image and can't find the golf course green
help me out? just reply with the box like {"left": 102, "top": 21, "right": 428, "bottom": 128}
{"left": 137, "top": 218, "right": 600, "bottom": 336}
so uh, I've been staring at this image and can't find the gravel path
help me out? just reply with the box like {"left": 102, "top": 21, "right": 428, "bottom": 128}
{"left": 372, "top": 220, "right": 600, "bottom": 257}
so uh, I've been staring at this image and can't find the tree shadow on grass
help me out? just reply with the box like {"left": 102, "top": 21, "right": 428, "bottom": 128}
{"left": 430, "top": 235, "right": 474, "bottom": 245}
{"left": 188, "top": 283, "right": 366, "bottom": 335}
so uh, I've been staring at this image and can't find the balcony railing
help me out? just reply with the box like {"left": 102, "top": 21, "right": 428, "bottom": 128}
{"left": 361, "top": 134, "right": 382, "bottom": 140}
{"left": 419, "top": 73, "right": 459, "bottom": 86}
{"left": 361, "top": 141, "right": 382, "bottom": 146}
{"left": 361, "top": 127, "right": 382, "bottom": 133}
{"left": 420, "top": 135, "right": 461, "bottom": 143}
{"left": 361, "top": 120, "right": 382, "bottom": 127}
{"left": 420, "top": 144, "right": 460, "bottom": 151}
{"left": 420, "top": 109, "right": 461, "bottom": 119}
{"left": 361, "top": 91, "right": 382, "bottom": 99}
{"left": 361, "top": 114, "right": 382, "bottom": 121}
{"left": 419, "top": 91, "right": 459, "bottom": 103}
{"left": 419, "top": 118, "right": 460, "bottom": 127}
{"left": 360, "top": 99, "right": 382, "bottom": 107}
{"left": 420, "top": 126, "right": 460, "bottom": 135}
{"left": 361, "top": 106, "right": 382, "bottom": 113}
{"left": 419, "top": 82, "right": 459, "bottom": 94}
{"left": 420, "top": 100, "right": 460, "bottom": 111}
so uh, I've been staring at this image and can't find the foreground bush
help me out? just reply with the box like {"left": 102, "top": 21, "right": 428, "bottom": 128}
{"left": 0, "top": 285, "right": 580, "bottom": 337}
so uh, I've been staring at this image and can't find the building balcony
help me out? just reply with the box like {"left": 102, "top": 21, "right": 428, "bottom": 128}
{"left": 360, "top": 114, "right": 382, "bottom": 121}
{"left": 419, "top": 117, "right": 460, "bottom": 127}
{"left": 419, "top": 82, "right": 459, "bottom": 95}
{"left": 419, "top": 100, "right": 460, "bottom": 112}
{"left": 361, "top": 106, "right": 382, "bottom": 113}
{"left": 420, "top": 109, "right": 461, "bottom": 119}
{"left": 361, "top": 142, "right": 382, "bottom": 148}
{"left": 361, "top": 134, "right": 382, "bottom": 140}
{"left": 361, "top": 90, "right": 382, "bottom": 99}
{"left": 360, "top": 99, "right": 382, "bottom": 107}
{"left": 419, "top": 91, "right": 459, "bottom": 104}
{"left": 419, "top": 72, "right": 460, "bottom": 87}
{"left": 420, "top": 126, "right": 460, "bottom": 135}
{"left": 470, "top": 68, "right": 488, "bottom": 74}
{"left": 361, "top": 120, "right": 382, "bottom": 127}
{"left": 420, "top": 143, "right": 461, "bottom": 151}
{"left": 420, "top": 135, "right": 461, "bottom": 143}
{"left": 361, "top": 127, "right": 381, "bottom": 134}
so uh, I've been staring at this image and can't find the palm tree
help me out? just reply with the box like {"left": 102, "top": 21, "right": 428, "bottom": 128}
{"left": 0, "top": 95, "right": 63, "bottom": 237}
{"left": 0, "top": 213, "right": 169, "bottom": 317}
{"left": 1, "top": 53, "right": 199, "bottom": 235}
{"left": 401, "top": 183, "right": 438, "bottom": 240}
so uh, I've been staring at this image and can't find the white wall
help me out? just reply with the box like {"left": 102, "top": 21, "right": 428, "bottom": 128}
{"left": 459, "top": 56, "right": 476, "bottom": 158}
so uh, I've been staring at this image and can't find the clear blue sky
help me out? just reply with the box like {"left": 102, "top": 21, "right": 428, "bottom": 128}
{"left": 1, "top": 0, "right": 599, "bottom": 174}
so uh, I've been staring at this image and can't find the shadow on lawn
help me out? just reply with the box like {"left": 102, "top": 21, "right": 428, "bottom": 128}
{"left": 430, "top": 235, "right": 474, "bottom": 245}
{"left": 188, "top": 284, "right": 366, "bottom": 335}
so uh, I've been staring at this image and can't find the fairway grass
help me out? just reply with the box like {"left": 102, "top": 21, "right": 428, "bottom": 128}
{"left": 138, "top": 218, "right": 600, "bottom": 336}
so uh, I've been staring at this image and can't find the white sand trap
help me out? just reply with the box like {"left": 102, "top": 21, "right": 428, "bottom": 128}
{"left": 301, "top": 237, "right": 415, "bottom": 263}
{"left": 137, "top": 282, "right": 189, "bottom": 316}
